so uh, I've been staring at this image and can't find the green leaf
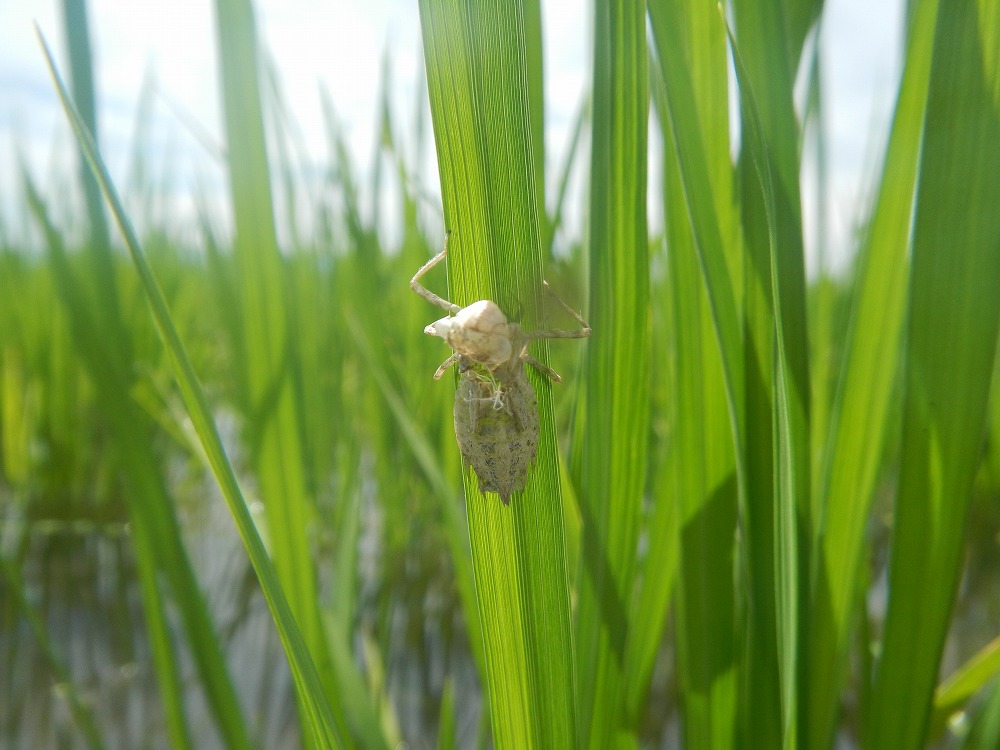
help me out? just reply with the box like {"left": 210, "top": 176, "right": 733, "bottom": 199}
{"left": 807, "top": 0, "right": 939, "bottom": 744}
{"left": 868, "top": 0, "right": 1000, "bottom": 746}
{"left": 212, "top": 0, "right": 330, "bottom": 700}
{"left": 646, "top": 3, "right": 741, "bottom": 746}
{"left": 418, "top": 2, "right": 579, "bottom": 746}
{"left": 37, "top": 27, "right": 344, "bottom": 750}
{"left": 572, "top": 0, "right": 650, "bottom": 746}
{"left": 58, "top": 0, "right": 110, "bottom": 251}
{"left": 932, "top": 634, "right": 1000, "bottom": 737}
{"left": 726, "top": 18, "right": 811, "bottom": 749}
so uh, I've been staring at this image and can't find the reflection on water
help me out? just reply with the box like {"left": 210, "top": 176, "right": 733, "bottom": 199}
{"left": 1, "top": 473, "right": 483, "bottom": 748}
{"left": 0, "top": 497, "right": 299, "bottom": 749}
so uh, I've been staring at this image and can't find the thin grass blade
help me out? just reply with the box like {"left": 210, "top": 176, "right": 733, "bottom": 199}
{"left": 37, "top": 29, "right": 344, "bottom": 750}
{"left": 807, "top": 0, "right": 939, "bottom": 744}
{"left": 644, "top": 4, "right": 742, "bottom": 746}
{"left": 932, "top": 634, "right": 1000, "bottom": 737}
{"left": 58, "top": 0, "right": 110, "bottom": 251}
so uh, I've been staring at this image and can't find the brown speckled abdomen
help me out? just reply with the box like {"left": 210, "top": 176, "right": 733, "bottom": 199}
{"left": 454, "top": 370, "right": 539, "bottom": 504}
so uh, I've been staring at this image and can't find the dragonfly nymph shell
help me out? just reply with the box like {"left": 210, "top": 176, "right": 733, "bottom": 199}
{"left": 410, "top": 232, "right": 591, "bottom": 505}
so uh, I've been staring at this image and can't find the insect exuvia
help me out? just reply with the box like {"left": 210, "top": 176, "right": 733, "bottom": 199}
{"left": 410, "top": 231, "right": 591, "bottom": 504}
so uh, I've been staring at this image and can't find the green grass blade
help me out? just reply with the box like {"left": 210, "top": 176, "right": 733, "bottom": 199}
{"left": 648, "top": 1, "right": 746, "bottom": 482}
{"left": 210, "top": 3, "right": 339, "bottom": 732}
{"left": 807, "top": 0, "right": 939, "bottom": 744}
{"left": 210, "top": 3, "right": 390, "bottom": 746}
{"left": 437, "top": 678, "right": 457, "bottom": 750}
{"left": 418, "top": 2, "right": 579, "bottom": 746}
{"left": 868, "top": 0, "right": 1000, "bottom": 746}
{"left": 662, "top": 98, "right": 740, "bottom": 750}
{"left": 961, "top": 677, "right": 1000, "bottom": 749}
{"left": 725, "top": 18, "right": 811, "bottom": 748}
{"left": 725, "top": 0, "right": 817, "bottom": 742}
{"left": 37, "top": 29, "right": 344, "bottom": 750}
{"left": 572, "top": 0, "right": 649, "bottom": 746}
{"left": 932, "top": 634, "right": 1000, "bottom": 737}
{"left": 22, "top": 161, "right": 212, "bottom": 750}
{"left": 645, "top": 4, "right": 741, "bottom": 746}
{"left": 58, "top": 0, "right": 110, "bottom": 251}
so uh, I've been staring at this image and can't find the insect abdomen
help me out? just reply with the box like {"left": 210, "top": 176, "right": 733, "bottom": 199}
{"left": 454, "top": 372, "right": 539, "bottom": 504}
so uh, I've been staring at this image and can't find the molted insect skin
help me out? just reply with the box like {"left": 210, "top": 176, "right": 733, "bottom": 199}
{"left": 454, "top": 368, "right": 539, "bottom": 505}
{"left": 411, "top": 237, "right": 590, "bottom": 504}
{"left": 426, "top": 300, "right": 513, "bottom": 368}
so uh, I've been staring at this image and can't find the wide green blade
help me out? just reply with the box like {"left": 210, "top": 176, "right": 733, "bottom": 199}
{"left": 572, "top": 0, "right": 649, "bottom": 746}
{"left": 211, "top": 2, "right": 395, "bottom": 746}
{"left": 418, "top": 2, "right": 579, "bottom": 746}
{"left": 868, "top": 0, "right": 1000, "bottom": 746}
{"left": 727, "top": 23, "right": 811, "bottom": 750}
{"left": 726, "top": 0, "right": 815, "bottom": 743}
{"left": 649, "top": 0, "right": 745, "bottom": 471}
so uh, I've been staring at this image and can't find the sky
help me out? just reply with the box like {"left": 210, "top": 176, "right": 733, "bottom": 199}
{"left": 0, "top": 0, "right": 903, "bottom": 271}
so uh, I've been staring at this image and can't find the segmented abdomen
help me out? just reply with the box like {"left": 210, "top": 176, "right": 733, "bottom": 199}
{"left": 454, "top": 371, "right": 538, "bottom": 504}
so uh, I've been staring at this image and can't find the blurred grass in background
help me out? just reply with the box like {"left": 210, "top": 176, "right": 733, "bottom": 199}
{"left": 2, "top": 0, "right": 1000, "bottom": 748}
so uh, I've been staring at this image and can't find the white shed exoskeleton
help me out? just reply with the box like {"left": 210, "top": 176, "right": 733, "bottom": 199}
{"left": 410, "top": 231, "right": 591, "bottom": 504}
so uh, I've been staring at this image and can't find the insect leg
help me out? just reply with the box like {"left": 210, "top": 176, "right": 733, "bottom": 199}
{"left": 410, "top": 230, "right": 461, "bottom": 314}
{"left": 521, "top": 351, "right": 562, "bottom": 382}
{"left": 524, "top": 280, "right": 592, "bottom": 340}
{"left": 433, "top": 351, "right": 461, "bottom": 380}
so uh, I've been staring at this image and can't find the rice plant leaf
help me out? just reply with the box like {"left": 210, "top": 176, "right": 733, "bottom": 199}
{"left": 645, "top": 4, "right": 741, "bottom": 746}
{"left": 648, "top": 2, "right": 749, "bottom": 516}
{"left": 868, "top": 0, "right": 1000, "bottom": 746}
{"left": 58, "top": 0, "right": 110, "bottom": 251}
{"left": 807, "top": 0, "right": 938, "bottom": 744}
{"left": 418, "top": 2, "right": 578, "bottom": 746}
{"left": 572, "top": 0, "right": 649, "bottom": 746}
{"left": 931, "top": 634, "right": 1000, "bottom": 737}
{"left": 211, "top": 0, "right": 336, "bottom": 714}
{"left": 37, "top": 28, "right": 344, "bottom": 750}
{"left": 725, "top": 17, "right": 811, "bottom": 748}
{"left": 960, "top": 677, "right": 1000, "bottom": 749}
{"left": 437, "top": 678, "right": 457, "bottom": 750}
{"left": 210, "top": 2, "right": 394, "bottom": 746}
